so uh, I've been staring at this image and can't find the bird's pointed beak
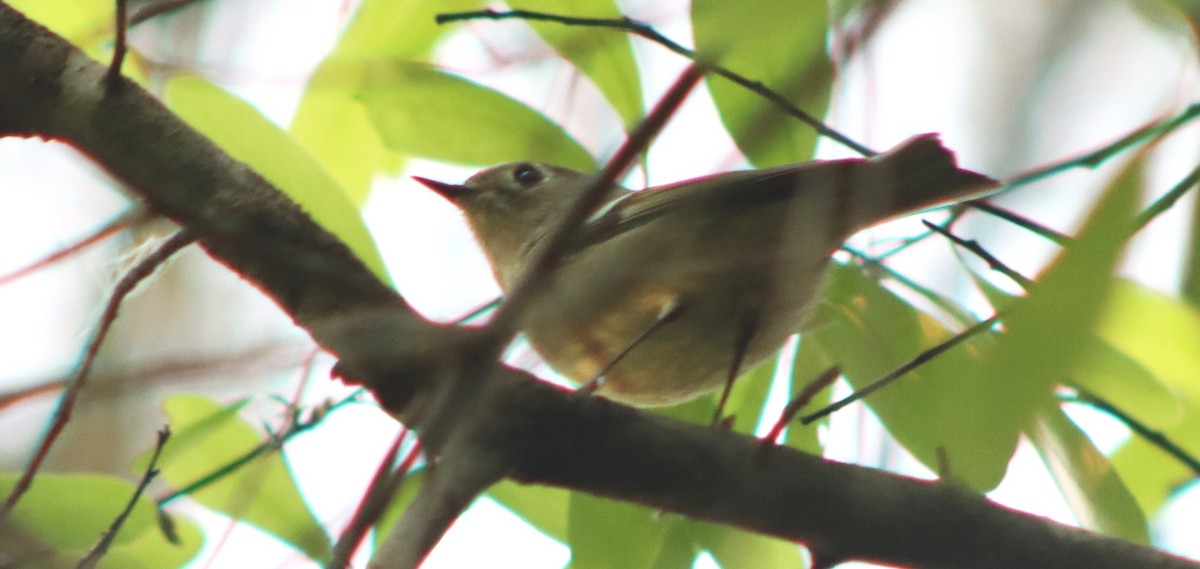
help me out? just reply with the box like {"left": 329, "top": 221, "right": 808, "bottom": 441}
{"left": 412, "top": 176, "right": 467, "bottom": 202}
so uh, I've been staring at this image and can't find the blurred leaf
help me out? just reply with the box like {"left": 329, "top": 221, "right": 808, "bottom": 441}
{"left": 7, "top": 0, "right": 111, "bottom": 48}
{"left": 1110, "top": 399, "right": 1200, "bottom": 516}
{"left": 973, "top": 153, "right": 1140, "bottom": 484}
{"left": 512, "top": 0, "right": 643, "bottom": 127}
{"left": 567, "top": 492, "right": 673, "bottom": 569}
{"left": 692, "top": 0, "right": 834, "bottom": 167}
{"left": 694, "top": 521, "right": 805, "bottom": 569}
{"left": 651, "top": 522, "right": 699, "bottom": 569}
{"left": 1096, "top": 279, "right": 1200, "bottom": 401}
{"left": 1072, "top": 338, "right": 1181, "bottom": 428}
{"left": 360, "top": 62, "right": 595, "bottom": 169}
{"left": 146, "top": 395, "right": 332, "bottom": 563}
{"left": 290, "top": 0, "right": 483, "bottom": 201}
{"left": 1028, "top": 405, "right": 1149, "bottom": 544}
{"left": 488, "top": 480, "right": 570, "bottom": 543}
{"left": 163, "top": 76, "right": 392, "bottom": 285}
{"left": 0, "top": 472, "right": 156, "bottom": 550}
{"left": 813, "top": 265, "right": 1003, "bottom": 490}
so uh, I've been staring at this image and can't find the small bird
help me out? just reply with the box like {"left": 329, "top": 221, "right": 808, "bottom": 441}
{"left": 414, "top": 134, "right": 998, "bottom": 408}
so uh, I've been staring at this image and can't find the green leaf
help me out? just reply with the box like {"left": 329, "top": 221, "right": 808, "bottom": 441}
{"left": 1027, "top": 405, "right": 1150, "bottom": 544}
{"left": 812, "top": 265, "right": 1003, "bottom": 490}
{"left": 694, "top": 521, "right": 805, "bottom": 569}
{"left": 488, "top": 480, "right": 570, "bottom": 543}
{"left": 0, "top": 472, "right": 156, "bottom": 550}
{"left": 511, "top": 0, "right": 644, "bottom": 126}
{"left": 360, "top": 62, "right": 595, "bottom": 169}
{"left": 1072, "top": 337, "right": 1181, "bottom": 428}
{"left": 1096, "top": 279, "right": 1200, "bottom": 401}
{"left": 692, "top": 0, "right": 834, "bottom": 167}
{"left": 146, "top": 395, "right": 332, "bottom": 563}
{"left": 7, "top": 0, "right": 111, "bottom": 48}
{"left": 290, "top": 0, "right": 484, "bottom": 201}
{"left": 971, "top": 153, "right": 1138, "bottom": 487}
{"left": 163, "top": 76, "right": 392, "bottom": 285}
{"left": 567, "top": 492, "right": 673, "bottom": 569}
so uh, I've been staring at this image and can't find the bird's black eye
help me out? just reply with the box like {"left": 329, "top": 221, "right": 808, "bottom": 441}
{"left": 512, "top": 163, "right": 544, "bottom": 187}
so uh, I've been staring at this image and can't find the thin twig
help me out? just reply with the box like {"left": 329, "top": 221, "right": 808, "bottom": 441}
{"left": 157, "top": 390, "right": 363, "bottom": 506}
{"left": 801, "top": 314, "right": 1001, "bottom": 424}
{"left": 436, "top": 9, "right": 875, "bottom": 157}
{"left": 1133, "top": 162, "right": 1200, "bottom": 233}
{"left": 0, "top": 209, "right": 147, "bottom": 287}
{"left": 104, "top": 0, "right": 129, "bottom": 90}
{"left": 77, "top": 427, "right": 171, "bottom": 569}
{"left": 328, "top": 430, "right": 422, "bottom": 569}
{"left": 923, "top": 220, "right": 1034, "bottom": 289}
{"left": 966, "top": 201, "right": 1070, "bottom": 245}
{"left": 1004, "top": 103, "right": 1200, "bottom": 189}
{"left": 762, "top": 366, "right": 840, "bottom": 445}
{"left": 1, "top": 229, "right": 195, "bottom": 518}
{"left": 1061, "top": 387, "right": 1200, "bottom": 477}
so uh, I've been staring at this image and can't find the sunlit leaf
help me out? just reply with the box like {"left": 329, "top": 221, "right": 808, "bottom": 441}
{"left": 7, "top": 0, "right": 111, "bottom": 48}
{"left": 360, "top": 62, "right": 595, "bottom": 169}
{"left": 163, "top": 76, "right": 392, "bottom": 285}
{"left": 144, "top": 395, "right": 332, "bottom": 563}
{"left": 812, "top": 264, "right": 1002, "bottom": 490}
{"left": 0, "top": 472, "right": 156, "bottom": 550}
{"left": 290, "top": 0, "right": 484, "bottom": 201}
{"left": 1028, "top": 405, "right": 1149, "bottom": 544}
{"left": 694, "top": 521, "right": 805, "bottom": 569}
{"left": 1096, "top": 279, "right": 1200, "bottom": 401}
{"left": 692, "top": 0, "right": 834, "bottom": 167}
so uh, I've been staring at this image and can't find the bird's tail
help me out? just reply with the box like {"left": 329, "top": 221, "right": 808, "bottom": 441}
{"left": 854, "top": 134, "right": 999, "bottom": 226}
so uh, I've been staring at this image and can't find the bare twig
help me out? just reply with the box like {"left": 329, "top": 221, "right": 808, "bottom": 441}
{"left": 1004, "top": 103, "right": 1200, "bottom": 189}
{"left": 157, "top": 390, "right": 363, "bottom": 506}
{"left": 1061, "top": 388, "right": 1200, "bottom": 477}
{"left": 436, "top": 9, "right": 875, "bottom": 157}
{"left": 966, "top": 201, "right": 1070, "bottom": 245}
{"left": 0, "top": 209, "right": 146, "bottom": 287}
{"left": 77, "top": 427, "right": 171, "bottom": 569}
{"left": 1132, "top": 162, "right": 1200, "bottom": 233}
{"left": 104, "top": 0, "right": 129, "bottom": 90}
{"left": 1, "top": 229, "right": 195, "bottom": 518}
{"left": 923, "top": 220, "right": 1034, "bottom": 289}
{"left": 762, "top": 366, "right": 840, "bottom": 445}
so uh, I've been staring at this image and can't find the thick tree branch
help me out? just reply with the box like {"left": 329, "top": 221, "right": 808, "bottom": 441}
{"left": 0, "top": 6, "right": 1195, "bottom": 569}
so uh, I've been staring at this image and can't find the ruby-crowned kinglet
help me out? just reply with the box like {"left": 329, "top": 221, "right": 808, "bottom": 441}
{"left": 414, "top": 134, "right": 998, "bottom": 406}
